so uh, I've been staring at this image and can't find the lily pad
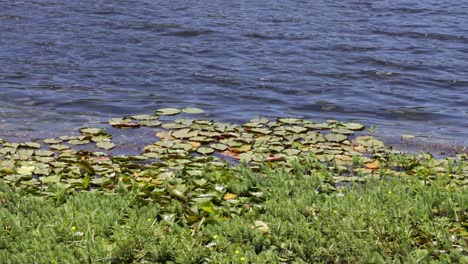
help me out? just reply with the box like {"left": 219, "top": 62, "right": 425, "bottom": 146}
{"left": 17, "top": 165, "right": 35, "bottom": 175}
{"left": 49, "top": 144, "right": 70, "bottom": 151}
{"left": 43, "top": 138, "right": 62, "bottom": 144}
{"left": 130, "top": 114, "right": 159, "bottom": 120}
{"left": 109, "top": 118, "right": 140, "bottom": 129}
{"left": 324, "top": 133, "right": 348, "bottom": 143}
{"left": 156, "top": 108, "right": 181, "bottom": 116}
{"left": 182, "top": 107, "right": 204, "bottom": 114}
{"left": 80, "top": 128, "right": 104, "bottom": 135}
{"left": 172, "top": 128, "right": 198, "bottom": 139}
{"left": 96, "top": 141, "right": 116, "bottom": 150}
{"left": 21, "top": 142, "right": 41, "bottom": 149}
{"left": 197, "top": 147, "right": 214, "bottom": 155}
{"left": 210, "top": 143, "right": 228, "bottom": 151}
{"left": 342, "top": 122, "right": 365, "bottom": 131}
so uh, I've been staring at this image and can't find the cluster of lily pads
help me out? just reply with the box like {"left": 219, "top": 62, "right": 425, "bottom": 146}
{"left": 0, "top": 107, "right": 467, "bottom": 226}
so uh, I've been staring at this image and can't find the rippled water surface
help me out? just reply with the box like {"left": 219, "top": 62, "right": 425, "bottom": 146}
{"left": 1, "top": 0, "right": 467, "bottom": 148}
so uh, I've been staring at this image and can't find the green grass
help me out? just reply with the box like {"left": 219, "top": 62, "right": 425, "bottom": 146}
{"left": 0, "top": 158, "right": 466, "bottom": 263}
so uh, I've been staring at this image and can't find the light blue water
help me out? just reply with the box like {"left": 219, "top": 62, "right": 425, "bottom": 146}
{"left": 1, "top": 0, "right": 467, "bottom": 149}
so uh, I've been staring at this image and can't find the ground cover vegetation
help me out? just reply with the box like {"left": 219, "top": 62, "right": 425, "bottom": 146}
{"left": 0, "top": 108, "right": 466, "bottom": 263}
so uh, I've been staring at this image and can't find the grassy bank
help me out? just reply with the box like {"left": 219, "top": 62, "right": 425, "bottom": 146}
{"left": 0, "top": 159, "right": 466, "bottom": 263}
{"left": 0, "top": 109, "right": 467, "bottom": 263}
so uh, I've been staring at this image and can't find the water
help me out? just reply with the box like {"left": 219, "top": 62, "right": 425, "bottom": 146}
{"left": 1, "top": 0, "right": 467, "bottom": 151}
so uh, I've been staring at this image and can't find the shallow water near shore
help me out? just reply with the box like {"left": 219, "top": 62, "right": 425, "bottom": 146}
{"left": 1, "top": 0, "right": 467, "bottom": 151}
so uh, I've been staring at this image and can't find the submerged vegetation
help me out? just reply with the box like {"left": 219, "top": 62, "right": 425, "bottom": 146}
{"left": 0, "top": 108, "right": 466, "bottom": 263}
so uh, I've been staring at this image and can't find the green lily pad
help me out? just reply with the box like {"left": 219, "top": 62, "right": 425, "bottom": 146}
{"left": 250, "top": 117, "right": 270, "bottom": 124}
{"left": 324, "top": 133, "right": 348, "bottom": 143}
{"left": 162, "top": 123, "right": 187, "bottom": 129}
{"left": 182, "top": 107, "right": 204, "bottom": 114}
{"left": 130, "top": 114, "right": 159, "bottom": 120}
{"left": 68, "top": 139, "right": 91, "bottom": 145}
{"left": 21, "top": 142, "right": 41, "bottom": 149}
{"left": 197, "top": 147, "right": 214, "bottom": 155}
{"left": 304, "top": 123, "right": 331, "bottom": 130}
{"left": 43, "top": 138, "right": 62, "bottom": 144}
{"left": 139, "top": 120, "right": 162, "bottom": 127}
{"left": 172, "top": 128, "right": 198, "bottom": 139}
{"left": 96, "top": 141, "right": 116, "bottom": 150}
{"left": 80, "top": 128, "right": 104, "bottom": 135}
{"left": 210, "top": 143, "right": 228, "bottom": 151}
{"left": 49, "top": 144, "right": 70, "bottom": 151}
{"left": 109, "top": 118, "right": 140, "bottom": 129}
{"left": 17, "top": 165, "right": 35, "bottom": 175}
{"left": 156, "top": 108, "right": 181, "bottom": 116}
{"left": 342, "top": 122, "right": 365, "bottom": 131}
{"left": 278, "top": 118, "right": 302, "bottom": 124}
{"left": 331, "top": 128, "right": 354, "bottom": 135}
{"left": 286, "top": 126, "right": 308, "bottom": 134}
{"left": 250, "top": 128, "right": 272, "bottom": 135}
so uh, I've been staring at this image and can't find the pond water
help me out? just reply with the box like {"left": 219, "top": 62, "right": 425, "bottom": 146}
{"left": 1, "top": 0, "right": 467, "bottom": 151}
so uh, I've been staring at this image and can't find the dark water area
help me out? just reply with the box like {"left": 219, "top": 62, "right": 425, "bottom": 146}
{"left": 1, "top": 0, "right": 467, "bottom": 152}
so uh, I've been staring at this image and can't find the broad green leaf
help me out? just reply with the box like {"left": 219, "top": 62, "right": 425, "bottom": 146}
{"left": 21, "top": 142, "right": 41, "bottom": 149}
{"left": 197, "top": 147, "right": 214, "bottom": 155}
{"left": 49, "top": 144, "right": 69, "bottom": 151}
{"left": 210, "top": 143, "right": 228, "bottom": 151}
{"left": 182, "top": 107, "right": 204, "bottom": 114}
{"left": 17, "top": 165, "right": 35, "bottom": 175}
{"left": 155, "top": 108, "right": 181, "bottom": 116}
{"left": 324, "top": 133, "right": 348, "bottom": 143}
{"left": 172, "top": 128, "right": 198, "bottom": 139}
{"left": 43, "top": 138, "right": 62, "bottom": 144}
{"left": 40, "top": 175, "right": 61, "bottom": 183}
{"left": 96, "top": 141, "right": 116, "bottom": 150}
{"left": 80, "top": 128, "right": 103, "bottom": 135}
{"left": 343, "top": 122, "right": 365, "bottom": 131}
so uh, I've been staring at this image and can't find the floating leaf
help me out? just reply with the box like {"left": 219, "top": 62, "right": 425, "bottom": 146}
{"left": 139, "top": 120, "right": 162, "bottom": 127}
{"left": 197, "top": 147, "right": 214, "bottom": 155}
{"left": 130, "top": 114, "right": 159, "bottom": 120}
{"left": 80, "top": 128, "right": 103, "bottom": 135}
{"left": 155, "top": 131, "right": 173, "bottom": 140}
{"left": 109, "top": 118, "right": 140, "bottom": 129}
{"left": 162, "top": 123, "right": 187, "bottom": 129}
{"left": 343, "top": 122, "right": 365, "bottom": 131}
{"left": 17, "top": 166, "right": 35, "bottom": 175}
{"left": 68, "top": 139, "right": 90, "bottom": 145}
{"left": 172, "top": 128, "right": 198, "bottom": 139}
{"left": 155, "top": 108, "right": 181, "bottom": 116}
{"left": 49, "top": 144, "right": 69, "bottom": 151}
{"left": 21, "top": 142, "right": 41, "bottom": 149}
{"left": 286, "top": 126, "right": 307, "bottom": 134}
{"left": 40, "top": 175, "right": 61, "bottom": 183}
{"left": 278, "top": 118, "right": 302, "bottom": 124}
{"left": 229, "top": 144, "right": 252, "bottom": 153}
{"left": 43, "top": 138, "right": 62, "bottom": 144}
{"left": 250, "top": 117, "right": 269, "bottom": 124}
{"left": 250, "top": 128, "right": 271, "bottom": 135}
{"left": 96, "top": 141, "right": 116, "bottom": 150}
{"left": 182, "top": 107, "right": 204, "bottom": 114}
{"left": 331, "top": 128, "right": 354, "bottom": 135}
{"left": 211, "top": 143, "right": 228, "bottom": 151}
{"left": 324, "top": 133, "right": 347, "bottom": 143}
{"left": 35, "top": 150, "right": 55, "bottom": 157}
